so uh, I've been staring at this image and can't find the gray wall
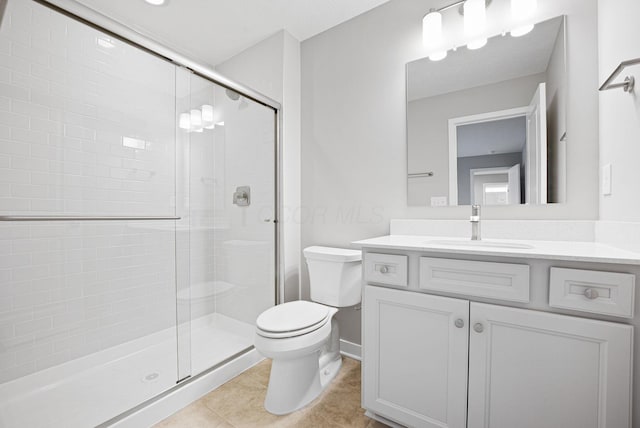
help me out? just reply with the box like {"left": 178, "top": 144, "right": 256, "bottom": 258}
{"left": 301, "top": 0, "right": 599, "bottom": 345}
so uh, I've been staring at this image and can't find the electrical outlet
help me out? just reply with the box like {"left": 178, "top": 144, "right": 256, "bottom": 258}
{"left": 431, "top": 196, "right": 448, "bottom": 207}
{"left": 602, "top": 164, "right": 612, "bottom": 196}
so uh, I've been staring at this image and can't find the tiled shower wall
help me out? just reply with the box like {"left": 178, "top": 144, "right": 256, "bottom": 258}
{"left": 0, "top": 0, "right": 178, "bottom": 382}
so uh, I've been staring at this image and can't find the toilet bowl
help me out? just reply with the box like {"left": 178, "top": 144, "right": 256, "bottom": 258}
{"left": 254, "top": 246, "right": 362, "bottom": 415}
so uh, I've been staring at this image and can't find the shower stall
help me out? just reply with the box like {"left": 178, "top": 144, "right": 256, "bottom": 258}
{"left": 0, "top": 1, "right": 279, "bottom": 427}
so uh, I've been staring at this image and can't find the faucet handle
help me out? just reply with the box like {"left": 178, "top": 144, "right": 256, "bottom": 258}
{"left": 471, "top": 204, "right": 481, "bottom": 216}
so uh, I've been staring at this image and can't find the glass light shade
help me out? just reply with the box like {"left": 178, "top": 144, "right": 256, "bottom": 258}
{"left": 510, "top": 24, "right": 535, "bottom": 37}
{"left": 201, "top": 104, "right": 215, "bottom": 129}
{"left": 511, "top": 0, "right": 537, "bottom": 20}
{"left": 423, "top": 11, "right": 443, "bottom": 47}
{"left": 464, "top": 0, "right": 486, "bottom": 38}
{"left": 178, "top": 113, "right": 190, "bottom": 130}
{"left": 467, "top": 38, "right": 488, "bottom": 50}
{"left": 190, "top": 109, "right": 203, "bottom": 132}
{"left": 429, "top": 50, "right": 448, "bottom": 61}
{"left": 144, "top": 0, "right": 166, "bottom": 5}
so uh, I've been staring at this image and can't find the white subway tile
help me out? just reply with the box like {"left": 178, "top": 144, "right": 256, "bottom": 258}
{"left": 14, "top": 317, "right": 52, "bottom": 337}
{"left": 0, "top": 109, "right": 29, "bottom": 128}
{"left": 12, "top": 71, "right": 49, "bottom": 92}
{"left": 12, "top": 155, "right": 48, "bottom": 171}
{"left": 11, "top": 183, "right": 48, "bottom": 199}
{"left": 11, "top": 127, "right": 48, "bottom": 145}
{"left": 11, "top": 41, "right": 49, "bottom": 66}
{"left": 30, "top": 118, "right": 63, "bottom": 135}
{"left": 0, "top": 52, "right": 29, "bottom": 73}
{"left": 0, "top": 96, "right": 9, "bottom": 111}
{"left": 0, "top": 197, "right": 30, "bottom": 211}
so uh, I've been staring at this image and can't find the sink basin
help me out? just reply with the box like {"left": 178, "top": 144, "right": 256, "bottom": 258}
{"left": 425, "top": 239, "right": 534, "bottom": 250}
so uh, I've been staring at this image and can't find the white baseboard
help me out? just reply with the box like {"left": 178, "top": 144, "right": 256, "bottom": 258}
{"left": 339, "top": 339, "right": 361, "bottom": 361}
{"left": 107, "top": 349, "right": 263, "bottom": 428}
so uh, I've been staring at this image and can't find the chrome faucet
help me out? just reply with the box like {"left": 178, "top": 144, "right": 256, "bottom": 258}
{"left": 470, "top": 205, "right": 481, "bottom": 241}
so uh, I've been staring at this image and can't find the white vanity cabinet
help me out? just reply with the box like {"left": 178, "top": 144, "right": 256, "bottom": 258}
{"left": 363, "top": 284, "right": 633, "bottom": 428}
{"left": 361, "top": 253, "right": 635, "bottom": 428}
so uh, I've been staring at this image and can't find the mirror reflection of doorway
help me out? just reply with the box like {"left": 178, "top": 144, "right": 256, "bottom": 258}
{"left": 449, "top": 82, "right": 547, "bottom": 206}
{"left": 470, "top": 164, "right": 521, "bottom": 205}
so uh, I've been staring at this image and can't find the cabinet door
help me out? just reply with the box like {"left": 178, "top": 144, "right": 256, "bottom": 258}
{"left": 363, "top": 285, "right": 469, "bottom": 428}
{"left": 468, "top": 302, "right": 633, "bottom": 428}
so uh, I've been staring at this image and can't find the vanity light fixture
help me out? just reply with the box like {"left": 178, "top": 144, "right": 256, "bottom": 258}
{"left": 144, "top": 0, "right": 166, "bottom": 5}
{"left": 179, "top": 106, "right": 223, "bottom": 133}
{"left": 423, "top": 0, "right": 491, "bottom": 61}
{"left": 510, "top": 0, "right": 537, "bottom": 37}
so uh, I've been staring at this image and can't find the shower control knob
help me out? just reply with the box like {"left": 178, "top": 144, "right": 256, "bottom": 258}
{"left": 454, "top": 318, "right": 465, "bottom": 328}
{"left": 473, "top": 323, "right": 484, "bottom": 333}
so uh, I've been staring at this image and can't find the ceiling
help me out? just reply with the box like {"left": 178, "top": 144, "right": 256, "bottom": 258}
{"left": 73, "top": 0, "right": 391, "bottom": 67}
{"left": 457, "top": 116, "right": 526, "bottom": 158}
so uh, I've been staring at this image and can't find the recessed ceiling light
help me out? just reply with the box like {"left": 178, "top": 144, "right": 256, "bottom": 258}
{"left": 144, "top": 0, "right": 166, "bottom": 5}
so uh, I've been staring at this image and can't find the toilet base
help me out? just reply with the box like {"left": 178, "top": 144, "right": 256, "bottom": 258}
{"left": 263, "top": 318, "right": 342, "bottom": 415}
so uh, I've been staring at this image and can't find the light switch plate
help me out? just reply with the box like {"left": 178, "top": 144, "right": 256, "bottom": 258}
{"left": 602, "top": 164, "right": 612, "bottom": 196}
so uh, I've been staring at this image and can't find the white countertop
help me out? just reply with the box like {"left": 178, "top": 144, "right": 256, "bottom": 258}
{"left": 352, "top": 235, "right": 640, "bottom": 265}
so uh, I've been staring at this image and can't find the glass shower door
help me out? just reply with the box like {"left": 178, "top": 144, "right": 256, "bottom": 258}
{"left": 176, "top": 73, "right": 277, "bottom": 377}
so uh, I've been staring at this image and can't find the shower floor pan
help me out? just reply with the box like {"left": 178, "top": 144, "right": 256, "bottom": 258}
{"left": 0, "top": 313, "right": 254, "bottom": 428}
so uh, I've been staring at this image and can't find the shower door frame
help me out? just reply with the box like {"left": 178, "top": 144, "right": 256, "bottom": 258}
{"left": 24, "top": 0, "right": 283, "bottom": 424}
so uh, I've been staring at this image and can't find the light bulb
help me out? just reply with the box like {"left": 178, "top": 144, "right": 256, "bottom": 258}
{"left": 179, "top": 113, "right": 190, "bottom": 130}
{"left": 511, "top": 0, "right": 537, "bottom": 37}
{"left": 190, "top": 109, "right": 203, "bottom": 132}
{"left": 510, "top": 24, "right": 535, "bottom": 37}
{"left": 511, "top": 0, "right": 537, "bottom": 20}
{"left": 429, "top": 50, "right": 448, "bottom": 61}
{"left": 467, "top": 38, "right": 488, "bottom": 50}
{"left": 201, "top": 104, "right": 215, "bottom": 129}
{"left": 464, "top": 0, "right": 486, "bottom": 38}
{"left": 423, "top": 10, "right": 443, "bottom": 47}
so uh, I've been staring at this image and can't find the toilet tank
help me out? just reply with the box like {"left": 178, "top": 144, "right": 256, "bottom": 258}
{"left": 303, "top": 246, "right": 362, "bottom": 307}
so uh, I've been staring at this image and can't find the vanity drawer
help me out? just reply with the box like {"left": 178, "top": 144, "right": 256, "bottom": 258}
{"left": 419, "top": 257, "right": 530, "bottom": 302}
{"left": 364, "top": 253, "right": 408, "bottom": 287}
{"left": 549, "top": 267, "right": 636, "bottom": 318}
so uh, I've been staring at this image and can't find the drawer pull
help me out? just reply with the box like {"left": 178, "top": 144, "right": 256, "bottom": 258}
{"left": 454, "top": 318, "right": 465, "bottom": 329}
{"left": 379, "top": 265, "right": 389, "bottom": 274}
{"left": 473, "top": 323, "right": 484, "bottom": 333}
{"left": 584, "top": 288, "right": 599, "bottom": 300}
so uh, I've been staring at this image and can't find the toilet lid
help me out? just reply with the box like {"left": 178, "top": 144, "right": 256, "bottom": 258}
{"left": 256, "top": 301, "right": 330, "bottom": 335}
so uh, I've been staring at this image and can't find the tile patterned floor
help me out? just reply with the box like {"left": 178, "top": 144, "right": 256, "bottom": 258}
{"left": 155, "top": 357, "right": 388, "bottom": 428}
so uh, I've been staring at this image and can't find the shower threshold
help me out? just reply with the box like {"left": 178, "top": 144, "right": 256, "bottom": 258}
{"left": 0, "top": 313, "right": 254, "bottom": 428}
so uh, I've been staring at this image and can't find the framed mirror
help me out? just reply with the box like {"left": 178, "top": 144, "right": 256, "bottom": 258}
{"left": 407, "top": 16, "right": 566, "bottom": 207}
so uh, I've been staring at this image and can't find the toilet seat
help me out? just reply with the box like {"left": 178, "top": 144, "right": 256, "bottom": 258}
{"left": 256, "top": 301, "right": 331, "bottom": 339}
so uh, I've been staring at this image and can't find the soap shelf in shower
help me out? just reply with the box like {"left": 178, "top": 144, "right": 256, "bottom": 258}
{"left": 599, "top": 57, "right": 640, "bottom": 93}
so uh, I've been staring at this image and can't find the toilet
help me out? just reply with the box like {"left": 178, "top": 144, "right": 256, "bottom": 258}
{"left": 254, "top": 246, "right": 362, "bottom": 415}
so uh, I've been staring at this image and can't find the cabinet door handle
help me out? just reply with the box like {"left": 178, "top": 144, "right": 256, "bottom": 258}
{"left": 584, "top": 288, "right": 599, "bottom": 300}
{"left": 454, "top": 318, "right": 465, "bottom": 328}
{"left": 379, "top": 265, "right": 389, "bottom": 274}
{"left": 473, "top": 323, "right": 484, "bottom": 333}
